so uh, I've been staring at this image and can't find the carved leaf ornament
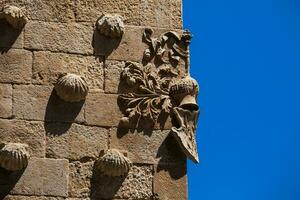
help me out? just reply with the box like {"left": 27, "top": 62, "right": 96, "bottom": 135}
{"left": 119, "top": 29, "right": 201, "bottom": 163}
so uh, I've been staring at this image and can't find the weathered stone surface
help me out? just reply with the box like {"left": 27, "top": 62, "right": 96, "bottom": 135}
{"left": 104, "top": 60, "right": 125, "bottom": 94}
{"left": 93, "top": 26, "right": 146, "bottom": 62}
{"left": 74, "top": 0, "right": 182, "bottom": 28}
{"left": 85, "top": 93, "right": 122, "bottom": 126}
{"left": 0, "top": 19, "right": 23, "bottom": 50}
{"left": 0, "top": 0, "right": 75, "bottom": 22}
{"left": 0, "top": 119, "right": 45, "bottom": 157}
{"left": 69, "top": 161, "right": 94, "bottom": 198}
{"left": 13, "top": 85, "right": 85, "bottom": 123}
{"left": 3, "top": 195, "right": 64, "bottom": 200}
{"left": 110, "top": 128, "right": 186, "bottom": 164}
{"left": 33, "top": 51, "right": 104, "bottom": 91}
{"left": 0, "top": 84, "right": 12, "bottom": 118}
{"left": 141, "top": 0, "right": 182, "bottom": 29}
{"left": 24, "top": 21, "right": 93, "bottom": 54}
{"left": 154, "top": 163, "right": 188, "bottom": 200}
{"left": 91, "top": 164, "right": 153, "bottom": 199}
{"left": 46, "top": 123, "right": 108, "bottom": 160}
{"left": 0, "top": 49, "right": 32, "bottom": 84}
{"left": 10, "top": 158, "right": 69, "bottom": 197}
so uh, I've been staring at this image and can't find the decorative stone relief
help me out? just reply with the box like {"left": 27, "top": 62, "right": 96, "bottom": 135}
{"left": 96, "top": 14, "right": 124, "bottom": 38}
{"left": 0, "top": 5, "right": 27, "bottom": 29}
{"left": 143, "top": 28, "right": 192, "bottom": 66}
{"left": 169, "top": 77, "right": 200, "bottom": 163}
{"left": 95, "top": 149, "right": 132, "bottom": 177}
{"left": 119, "top": 29, "right": 200, "bottom": 163}
{"left": 0, "top": 142, "right": 30, "bottom": 171}
{"left": 54, "top": 73, "right": 89, "bottom": 103}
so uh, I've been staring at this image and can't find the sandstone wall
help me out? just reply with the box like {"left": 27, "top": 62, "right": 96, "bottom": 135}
{"left": 0, "top": 0, "right": 191, "bottom": 200}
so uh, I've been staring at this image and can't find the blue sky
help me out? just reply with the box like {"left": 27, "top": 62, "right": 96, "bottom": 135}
{"left": 183, "top": 0, "right": 300, "bottom": 199}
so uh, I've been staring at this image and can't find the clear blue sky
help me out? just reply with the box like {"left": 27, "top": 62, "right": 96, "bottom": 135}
{"left": 184, "top": 0, "right": 300, "bottom": 199}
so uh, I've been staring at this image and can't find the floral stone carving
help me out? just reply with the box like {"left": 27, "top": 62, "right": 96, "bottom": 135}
{"left": 95, "top": 149, "right": 132, "bottom": 177}
{"left": 54, "top": 73, "right": 89, "bottom": 103}
{"left": 0, "top": 142, "right": 30, "bottom": 171}
{"left": 119, "top": 28, "right": 200, "bottom": 163}
{"left": 96, "top": 14, "right": 124, "bottom": 38}
{"left": 143, "top": 28, "right": 192, "bottom": 66}
{"left": 0, "top": 5, "right": 27, "bottom": 29}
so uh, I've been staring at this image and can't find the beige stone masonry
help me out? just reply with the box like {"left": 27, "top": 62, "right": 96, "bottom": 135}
{"left": 110, "top": 128, "right": 186, "bottom": 164}
{"left": 10, "top": 158, "right": 69, "bottom": 197}
{"left": 154, "top": 163, "right": 188, "bottom": 200}
{"left": 0, "top": 119, "right": 45, "bottom": 157}
{"left": 32, "top": 51, "right": 104, "bottom": 91}
{"left": 46, "top": 122, "right": 108, "bottom": 160}
{"left": 0, "top": 84, "right": 12, "bottom": 118}
{"left": 13, "top": 85, "right": 85, "bottom": 123}
{"left": 0, "top": 49, "right": 32, "bottom": 84}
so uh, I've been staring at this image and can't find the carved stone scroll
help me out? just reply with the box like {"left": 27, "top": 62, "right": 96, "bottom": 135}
{"left": 0, "top": 5, "right": 27, "bottom": 29}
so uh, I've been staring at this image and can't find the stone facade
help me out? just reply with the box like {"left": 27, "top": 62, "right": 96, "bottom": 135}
{"left": 0, "top": 0, "right": 199, "bottom": 200}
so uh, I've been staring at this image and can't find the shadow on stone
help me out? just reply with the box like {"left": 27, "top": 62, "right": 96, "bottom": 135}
{"left": 156, "top": 133, "right": 186, "bottom": 178}
{"left": 92, "top": 20, "right": 122, "bottom": 58}
{"left": 0, "top": 168, "right": 24, "bottom": 199}
{"left": 90, "top": 163, "right": 126, "bottom": 200}
{"left": 156, "top": 160, "right": 186, "bottom": 180}
{"left": 0, "top": 19, "right": 22, "bottom": 54}
{"left": 44, "top": 89, "right": 84, "bottom": 135}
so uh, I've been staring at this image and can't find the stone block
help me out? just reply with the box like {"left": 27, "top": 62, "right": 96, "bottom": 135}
{"left": 33, "top": 51, "right": 104, "bottom": 91}
{"left": 74, "top": 0, "right": 182, "bottom": 28}
{"left": 3, "top": 195, "right": 64, "bottom": 200}
{"left": 110, "top": 128, "right": 186, "bottom": 164}
{"left": 10, "top": 158, "right": 69, "bottom": 197}
{"left": 154, "top": 163, "right": 188, "bottom": 200}
{"left": 0, "top": 49, "right": 32, "bottom": 84}
{"left": 104, "top": 60, "right": 125, "bottom": 94}
{"left": 140, "top": 0, "right": 182, "bottom": 29}
{"left": 46, "top": 123, "right": 108, "bottom": 160}
{"left": 0, "top": 0, "right": 75, "bottom": 22}
{"left": 24, "top": 21, "right": 93, "bottom": 55}
{"left": 13, "top": 85, "right": 85, "bottom": 123}
{"left": 85, "top": 93, "right": 122, "bottom": 126}
{"left": 93, "top": 26, "right": 146, "bottom": 62}
{"left": 0, "top": 119, "right": 45, "bottom": 157}
{"left": 0, "top": 84, "right": 12, "bottom": 118}
{"left": 91, "top": 164, "right": 153, "bottom": 199}
{"left": 69, "top": 161, "right": 94, "bottom": 198}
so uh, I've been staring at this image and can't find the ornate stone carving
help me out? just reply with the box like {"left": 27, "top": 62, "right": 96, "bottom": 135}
{"left": 119, "top": 62, "right": 174, "bottom": 128}
{"left": 54, "top": 73, "right": 89, "bottom": 103}
{"left": 96, "top": 14, "right": 124, "bottom": 38}
{"left": 169, "top": 77, "right": 200, "bottom": 163}
{"left": 119, "top": 28, "right": 200, "bottom": 163}
{"left": 0, "top": 5, "right": 27, "bottom": 29}
{"left": 95, "top": 149, "right": 132, "bottom": 177}
{"left": 0, "top": 142, "right": 30, "bottom": 171}
{"left": 142, "top": 28, "right": 192, "bottom": 65}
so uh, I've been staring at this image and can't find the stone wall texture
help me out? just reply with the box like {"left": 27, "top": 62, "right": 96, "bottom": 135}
{"left": 0, "top": 0, "right": 190, "bottom": 200}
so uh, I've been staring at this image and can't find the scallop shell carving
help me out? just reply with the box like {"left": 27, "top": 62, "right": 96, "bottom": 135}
{"left": 0, "top": 5, "right": 27, "bottom": 29}
{"left": 0, "top": 143, "right": 30, "bottom": 171}
{"left": 96, "top": 149, "right": 132, "bottom": 177}
{"left": 54, "top": 73, "right": 89, "bottom": 103}
{"left": 96, "top": 14, "right": 124, "bottom": 38}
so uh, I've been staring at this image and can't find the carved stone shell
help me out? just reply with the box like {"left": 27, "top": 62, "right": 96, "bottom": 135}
{"left": 96, "top": 14, "right": 124, "bottom": 38}
{"left": 54, "top": 73, "right": 89, "bottom": 103}
{"left": 96, "top": 149, "right": 132, "bottom": 177}
{"left": 0, "top": 143, "right": 30, "bottom": 171}
{"left": 169, "top": 76, "right": 199, "bottom": 98}
{"left": 1, "top": 5, "right": 27, "bottom": 29}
